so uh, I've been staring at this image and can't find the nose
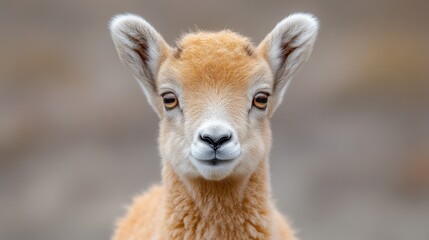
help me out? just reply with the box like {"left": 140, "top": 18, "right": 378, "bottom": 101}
{"left": 198, "top": 124, "right": 233, "bottom": 150}
{"left": 200, "top": 134, "right": 231, "bottom": 150}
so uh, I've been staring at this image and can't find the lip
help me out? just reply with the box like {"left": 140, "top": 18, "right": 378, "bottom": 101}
{"left": 196, "top": 158, "right": 235, "bottom": 166}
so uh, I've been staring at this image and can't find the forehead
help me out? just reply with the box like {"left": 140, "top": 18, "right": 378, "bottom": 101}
{"left": 159, "top": 30, "right": 270, "bottom": 93}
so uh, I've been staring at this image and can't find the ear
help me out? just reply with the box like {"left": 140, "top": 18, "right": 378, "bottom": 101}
{"left": 110, "top": 14, "right": 171, "bottom": 116}
{"left": 258, "top": 13, "right": 319, "bottom": 115}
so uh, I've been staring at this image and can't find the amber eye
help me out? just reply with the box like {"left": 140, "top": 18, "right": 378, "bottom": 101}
{"left": 253, "top": 92, "right": 269, "bottom": 110}
{"left": 162, "top": 92, "right": 178, "bottom": 110}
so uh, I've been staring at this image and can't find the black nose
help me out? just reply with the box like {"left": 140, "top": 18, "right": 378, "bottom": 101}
{"left": 200, "top": 134, "right": 231, "bottom": 150}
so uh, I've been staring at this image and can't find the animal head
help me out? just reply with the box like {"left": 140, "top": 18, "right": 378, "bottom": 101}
{"left": 110, "top": 13, "right": 318, "bottom": 181}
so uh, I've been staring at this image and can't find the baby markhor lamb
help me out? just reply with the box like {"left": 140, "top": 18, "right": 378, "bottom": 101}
{"left": 110, "top": 12, "right": 318, "bottom": 240}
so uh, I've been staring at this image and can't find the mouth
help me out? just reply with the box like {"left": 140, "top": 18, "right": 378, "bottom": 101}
{"left": 196, "top": 158, "right": 235, "bottom": 166}
{"left": 191, "top": 156, "right": 239, "bottom": 181}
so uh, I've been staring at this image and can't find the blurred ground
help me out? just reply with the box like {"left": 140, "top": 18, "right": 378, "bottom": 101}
{"left": 0, "top": 0, "right": 428, "bottom": 240}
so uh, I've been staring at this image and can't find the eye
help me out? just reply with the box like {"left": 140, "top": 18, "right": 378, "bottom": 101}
{"left": 162, "top": 92, "right": 178, "bottom": 110}
{"left": 253, "top": 92, "right": 269, "bottom": 110}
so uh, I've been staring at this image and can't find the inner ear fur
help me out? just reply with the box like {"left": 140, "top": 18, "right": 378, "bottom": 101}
{"left": 110, "top": 14, "right": 171, "bottom": 115}
{"left": 258, "top": 13, "right": 319, "bottom": 115}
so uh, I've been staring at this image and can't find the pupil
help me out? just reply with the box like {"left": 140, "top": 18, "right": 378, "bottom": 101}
{"left": 164, "top": 98, "right": 175, "bottom": 104}
{"left": 256, "top": 97, "right": 267, "bottom": 103}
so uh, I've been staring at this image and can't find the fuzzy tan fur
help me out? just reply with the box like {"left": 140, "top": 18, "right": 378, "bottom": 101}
{"left": 110, "top": 13, "right": 318, "bottom": 240}
{"left": 115, "top": 162, "right": 296, "bottom": 240}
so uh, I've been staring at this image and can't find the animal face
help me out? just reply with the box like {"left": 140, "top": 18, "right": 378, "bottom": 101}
{"left": 110, "top": 13, "right": 318, "bottom": 181}
{"left": 156, "top": 32, "right": 274, "bottom": 180}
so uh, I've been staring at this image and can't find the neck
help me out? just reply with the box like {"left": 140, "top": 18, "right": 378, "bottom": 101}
{"left": 160, "top": 160, "right": 273, "bottom": 240}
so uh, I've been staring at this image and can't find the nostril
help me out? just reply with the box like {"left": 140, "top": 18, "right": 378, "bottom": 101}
{"left": 200, "top": 135, "right": 215, "bottom": 147}
{"left": 217, "top": 135, "right": 231, "bottom": 147}
{"left": 200, "top": 134, "right": 231, "bottom": 150}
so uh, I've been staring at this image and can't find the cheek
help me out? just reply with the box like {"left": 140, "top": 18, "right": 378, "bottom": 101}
{"left": 159, "top": 117, "right": 183, "bottom": 154}
{"left": 159, "top": 117, "right": 201, "bottom": 177}
{"left": 159, "top": 114, "right": 194, "bottom": 150}
{"left": 233, "top": 108, "right": 269, "bottom": 139}
{"left": 238, "top": 118, "right": 271, "bottom": 152}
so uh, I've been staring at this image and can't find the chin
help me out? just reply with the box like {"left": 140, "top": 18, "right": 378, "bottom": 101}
{"left": 191, "top": 158, "right": 239, "bottom": 181}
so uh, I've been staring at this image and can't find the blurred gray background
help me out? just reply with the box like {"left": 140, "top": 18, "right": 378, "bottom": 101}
{"left": 1, "top": 0, "right": 428, "bottom": 239}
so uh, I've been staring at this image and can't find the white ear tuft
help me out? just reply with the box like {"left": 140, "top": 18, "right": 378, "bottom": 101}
{"left": 110, "top": 13, "right": 170, "bottom": 115}
{"left": 259, "top": 13, "right": 319, "bottom": 114}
